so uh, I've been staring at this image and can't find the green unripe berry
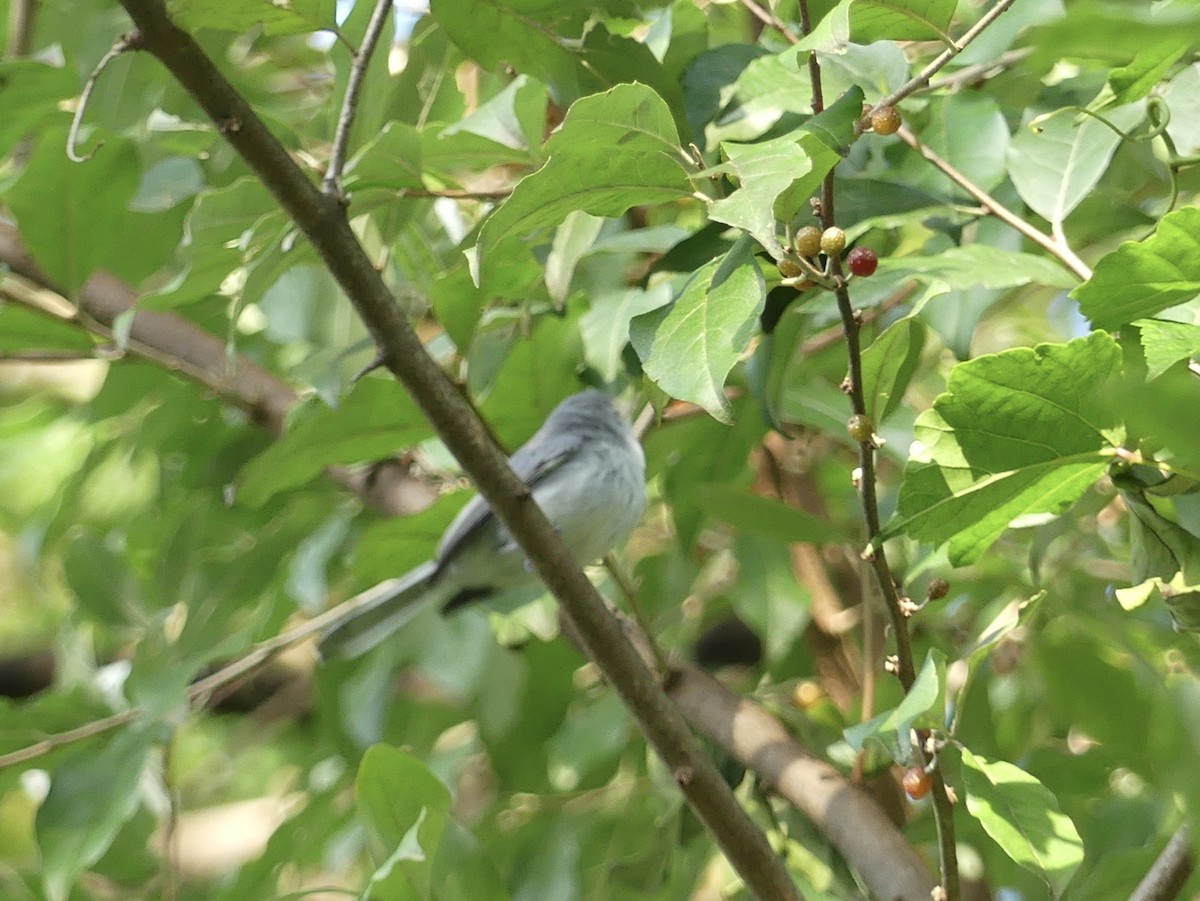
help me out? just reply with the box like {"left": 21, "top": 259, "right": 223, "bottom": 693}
{"left": 820, "top": 227, "right": 846, "bottom": 255}
{"left": 794, "top": 226, "right": 823, "bottom": 258}
{"left": 847, "top": 413, "right": 874, "bottom": 443}
{"left": 778, "top": 258, "right": 804, "bottom": 279}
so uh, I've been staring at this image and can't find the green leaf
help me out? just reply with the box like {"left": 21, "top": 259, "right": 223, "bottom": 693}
{"left": 580, "top": 282, "right": 674, "bottom": 382}
{"left": 1007, "top": 103, "right": 1144, "bottom": 226}
{"left": 1135, "top": 319, "right": 1200, "bottom": 381}
{"left": 355, "top": 745, "right": 452, "bottom": 896}
{"left": 62, "top": 530, "right": 143, "bottom": 625}
{"left": 143, "top": 178, "right": 281, "bottom": 310}
{"left": 37, "top": 727, "right": 154, "bottom": 901}
{"left": 630, "top": 238, "right": 765, "bottom": 422}
{"left": 848, "top": 0, "right": 958, "bottom": 43}
{"left": 170, "top": 0, "right": 335, "bottom": 35}
{"left": 6, "top": 131, "right": 140, "bottom": 298}
{"left": 1117, "top": 484, "right": 1200, "bottom": 585}
{"left": 862, "top": 316, "right": 925, "bottom": 423}
{"left": 706, "top": 131, "right": 841, "bottom": 258}
{"left": 877, "top": 244, "right": 1078, "bottom": 292}
{"left": 355, "top": 493, "right": 471, "bottom": 585}
{"left": 887, "top": 333, "right": 1123, "bottom": 564}
{"left": 1163, "top": 63, "right": 1200, "bottom": 156}
{"left": 478, "top": 313, "right": 585, "bottom": 448}
{"left": 545, "top": 211, "right": 605, "bottom": 303}
{"left": 1073, "top": 207, "right": 1200, "bottom": 330}
{"left": 580, "top": 23, "right": 691, "bottom": 142}
{"left": 1096, "top": 39, "right": 1190, "bottom": 110}
{"left": 0, "top": 304, "right": 94, "bottom": 353}
{"left": 473, "top": 84, "right": 691, "bottom": 281}
{"left": 698, "top": 484, "right": 842, "bottom": 543}
{"left": 237, "top": 381, "right": 434, "bottom": 506}
{"left": 961, "top": 748, "right": 1085, "bottom": 897}
{"left": 430, "top": 0, "right": 598, "bottom": 105}
{"left": 798, "top": 85, "right": 864, "bottom": 155}
{"left": 844, "top": 650, "right": 946, "bottom": 763}
{"left": 0, "top": 61, "right": 74, "bottom": 158}
{"left": 345, "top": 121, "right": 425, "bottom": 192}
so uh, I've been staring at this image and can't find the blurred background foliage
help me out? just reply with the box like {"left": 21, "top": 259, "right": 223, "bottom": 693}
{"left": 0, "top": 0, "right": 1199, "bottom": 898}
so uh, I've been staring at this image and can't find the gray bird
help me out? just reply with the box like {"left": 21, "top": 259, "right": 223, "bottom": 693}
{"left": 319, "top": 390, "right": 646, "bottom": 659}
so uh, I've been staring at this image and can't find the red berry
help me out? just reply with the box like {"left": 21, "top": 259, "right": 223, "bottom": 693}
{"left": 847, "top": 246, "right": 878, "bottom": 277}
{"left": 902, "top": 767, "right": 932, "bottom": 800}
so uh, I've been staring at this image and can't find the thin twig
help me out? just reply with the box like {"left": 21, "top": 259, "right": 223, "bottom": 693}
{"left": 399, "top": 187, "right": 513, "bottom": 200}
{"left": 603, "top": 552, "right": 669, "bottom": 677}
{"left": 924, "top": 48, "right": 1032, "bottom": 94}
{"left": 738, "top": 0, "right": 797, "bottom": 42}
{"left": 896, "top": 125, "right": 1092, "bottom": 281}
{"left": 799, "top": 0, "right": 961, "bottom": 893}
{"left": 0, "top": 578, "right": 406, "bottom": 771}
{"left": 866, "top": 0, "right": 1019, "bottom": 121}
{"left": 323, "top": 0, "right": 394, "bottom": 199}
{"left": 68, "top": 32, "right": 142, "bottom": 162}
{"left": 1130, "top": 826, "right": 1195, "bottom": 901}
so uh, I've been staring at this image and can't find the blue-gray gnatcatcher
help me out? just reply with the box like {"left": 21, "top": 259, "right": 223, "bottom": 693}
{"left": 319, "top": 390, "right": 646, "bottom": 659}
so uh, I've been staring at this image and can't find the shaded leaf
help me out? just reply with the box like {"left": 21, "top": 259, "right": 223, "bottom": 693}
{"left": 7, "top": 131, "right": 140, "bottom": 298}
{"left": 1007, "top": 103, "right": 1144, "bottom": 226}
{"left": 862, "top": 316, "right": 925, "bottom": 423}
{"left": 37, "top": 727, "right": 154, "bottom": 901}
{"left": 1135, "top": 319, "right": 1200, "bottom": 381}
{"left": 238, "top": 381, "right": 433, "bottom": 506}
{"left": 698, "top": 485, "right": 842, "bottom": 543}
{"left": 877, "top": 244, "right": 1078, "bottom": 292}
{"left": 172, "top": 0, "right": 334, "bottom": 35}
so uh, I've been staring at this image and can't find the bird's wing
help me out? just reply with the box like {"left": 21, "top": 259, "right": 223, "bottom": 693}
{"left": 435, "top": 429, "right": 583, "bottom": 566}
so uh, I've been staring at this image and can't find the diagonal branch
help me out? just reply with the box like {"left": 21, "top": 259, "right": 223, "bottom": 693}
{"left": 113, "top": 2, "right": 801, "bottom": 897}
{"left": 896, "top": 125, "right": 1092, "bottom": 280}
{"left": 865, "top": 0, "right": 1020, "bottom": 121}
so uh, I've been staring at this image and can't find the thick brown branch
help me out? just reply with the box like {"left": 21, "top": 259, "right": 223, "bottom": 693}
{"left": 668, "top": 665, "right": 937, "bottom": 901}
{"left": 114, "top": 3, "right": 800, "bottom": 897}
{"left": 0, "top": 224, "right": 297, "bottom": 433}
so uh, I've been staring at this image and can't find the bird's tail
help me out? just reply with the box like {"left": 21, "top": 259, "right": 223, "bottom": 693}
{"left": 317, "top": 561, "right": 446, "bottom": 660}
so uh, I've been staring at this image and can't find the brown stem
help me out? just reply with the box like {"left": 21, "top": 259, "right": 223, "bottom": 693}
{"left": 1130, "top": 826, "right": 1195, "bottom": 901}
{"left": 799, "top": 0, "right": 960, "bottom": 893}
{"left": 5, "top": 0, "right": 37, "bottom": 57}
{"left": 114, "top": 3, "right": 801, "bottom": 896}
{"left": 668, "top": 664, "right": 937, "bottom": 901}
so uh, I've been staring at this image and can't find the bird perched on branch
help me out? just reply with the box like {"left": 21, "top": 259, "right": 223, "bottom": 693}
{"left": 319, "top": 390, "right": 646, "bottom": 659}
